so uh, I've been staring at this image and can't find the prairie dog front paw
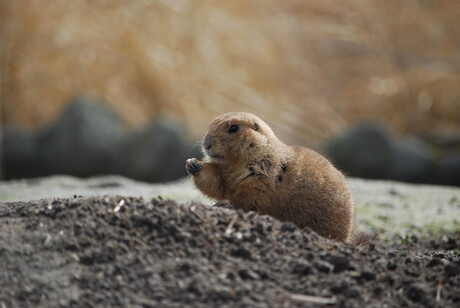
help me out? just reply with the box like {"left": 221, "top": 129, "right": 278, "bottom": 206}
{"left": 185, "top": 158, "right": 203, "bottom": 175}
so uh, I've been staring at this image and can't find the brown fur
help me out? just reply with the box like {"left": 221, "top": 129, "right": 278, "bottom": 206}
{"left": 185, "top": 112, "right": 353, "bottom": 242}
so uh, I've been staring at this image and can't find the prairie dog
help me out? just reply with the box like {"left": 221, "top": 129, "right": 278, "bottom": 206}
{"left": 186, "top": 112, "right": 353, "bottom": 242}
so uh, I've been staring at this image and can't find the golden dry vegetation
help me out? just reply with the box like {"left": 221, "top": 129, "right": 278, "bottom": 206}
{"left": 1, "top": 0, "right": 459, "bottom": 145}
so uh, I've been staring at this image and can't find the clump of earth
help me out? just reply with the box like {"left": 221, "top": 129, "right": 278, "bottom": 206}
{"left": 1, "top": 195, "right": 459, "bottom": 307}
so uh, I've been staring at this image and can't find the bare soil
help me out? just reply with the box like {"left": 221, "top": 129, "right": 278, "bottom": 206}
{"left": 0, "top": 196, "right": 459, "bottom": 307}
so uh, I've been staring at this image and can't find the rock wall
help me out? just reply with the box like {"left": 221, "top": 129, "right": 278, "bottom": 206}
{"left": 322, "top": 124, "right": 460, "bottom": 186}
{"left": 3, "top": 99, "right": 460, "bottom": 186}
{"left": 2, "top": 97, "right": 200, "bottom": 182}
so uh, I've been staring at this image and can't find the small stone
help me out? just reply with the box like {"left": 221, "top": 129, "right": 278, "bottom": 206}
{"left": 280, "top": 222, "right": 296, "bottom": 232}
{"left": 360, "top": 270, "right": 376, "bottom": 281}
{"left": 373, "top": 286, "right": 383, "bottom": 296}
{"left": 405, "top": 266, "right": 422, "bottom": 277}
{"left": 347, "top": 288, "right": 361, "bottom": 298}
{"left": 327, "top": 256, "right": 349, "bottom": 273}
{"left": 444, "top": 264, "right": 460, "bottom": 278}
{"left": 314, "top": 261, "right": 333, "bottom": 273}
{"left": 253, "top": 223, "right": 264, "bottom": 233}
{"left": 238, "top": 269, "right": 260, "bottom": 280}
{"left": 434, "top": 252, "right": 445, "bottom": 259}
{"left": 330, "top": 282, "right": 348, "bottom": 294}
{"left": 186, "top": 282, "right": 201, "bottom": 296}
{"left": 383, "top": 274, "right": 395, "bottom": 285}
{"left": 292, "top": 264, "right": 311, "bottom": 276}
{"left": 386, "top": 261, "right": 397, "bottom": 270}
{"left": 406, "top": 285, "right": 425, "bottom": 302}
{"left": 230, "top": 247, "right": 252, "bottom": 259}
{"left": 426, "top": 259, "right": 442, "bottom": 268}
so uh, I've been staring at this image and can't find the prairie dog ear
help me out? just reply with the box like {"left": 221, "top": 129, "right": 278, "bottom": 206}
{"left": 253, "top": 122, "right": 260, "bottom": 131}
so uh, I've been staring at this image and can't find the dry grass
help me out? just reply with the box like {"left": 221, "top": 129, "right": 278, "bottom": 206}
{"left": 1, "top": 0, "right": 460, "bottom": 145}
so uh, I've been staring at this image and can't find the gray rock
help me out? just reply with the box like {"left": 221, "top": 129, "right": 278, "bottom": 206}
{"left": 322, "top": 123, "right": 460, "bottom": 186}
{"left": 389, "top": 137, "right": 436, "bottom": 183}
{"left": 436, "top": 150, "right": 460, "bottom": 186}
{"left": 37, "top": 96, "right": 124, "bottom": 177}
{"left": 2, "top": 128, "right": 40, "bottom": 179}
{"left": 1, "top": 97, "right": 200, "bottom": 183}
{"left": 322, "top": 124, "right": 393, "bottom": 179}
{"left": 114, "top": 116, "right": 200, "bottom": 182}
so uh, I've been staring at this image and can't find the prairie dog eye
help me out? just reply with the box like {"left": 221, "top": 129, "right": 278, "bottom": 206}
{"left": 228, "top": 124, "right": 239, "bottom": 134}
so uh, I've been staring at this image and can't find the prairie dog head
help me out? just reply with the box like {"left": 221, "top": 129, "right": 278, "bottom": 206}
{"left": 203, "top": 112, "right": 276, "bottom": 165}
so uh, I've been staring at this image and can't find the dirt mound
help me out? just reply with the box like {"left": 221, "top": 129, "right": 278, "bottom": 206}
{"left": 1, "top": 196, "right": 459, "bottom": 307}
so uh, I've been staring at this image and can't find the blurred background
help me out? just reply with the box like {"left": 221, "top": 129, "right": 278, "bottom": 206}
{"left": 1, "top": 0, "right": 460, "bottom": 185}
